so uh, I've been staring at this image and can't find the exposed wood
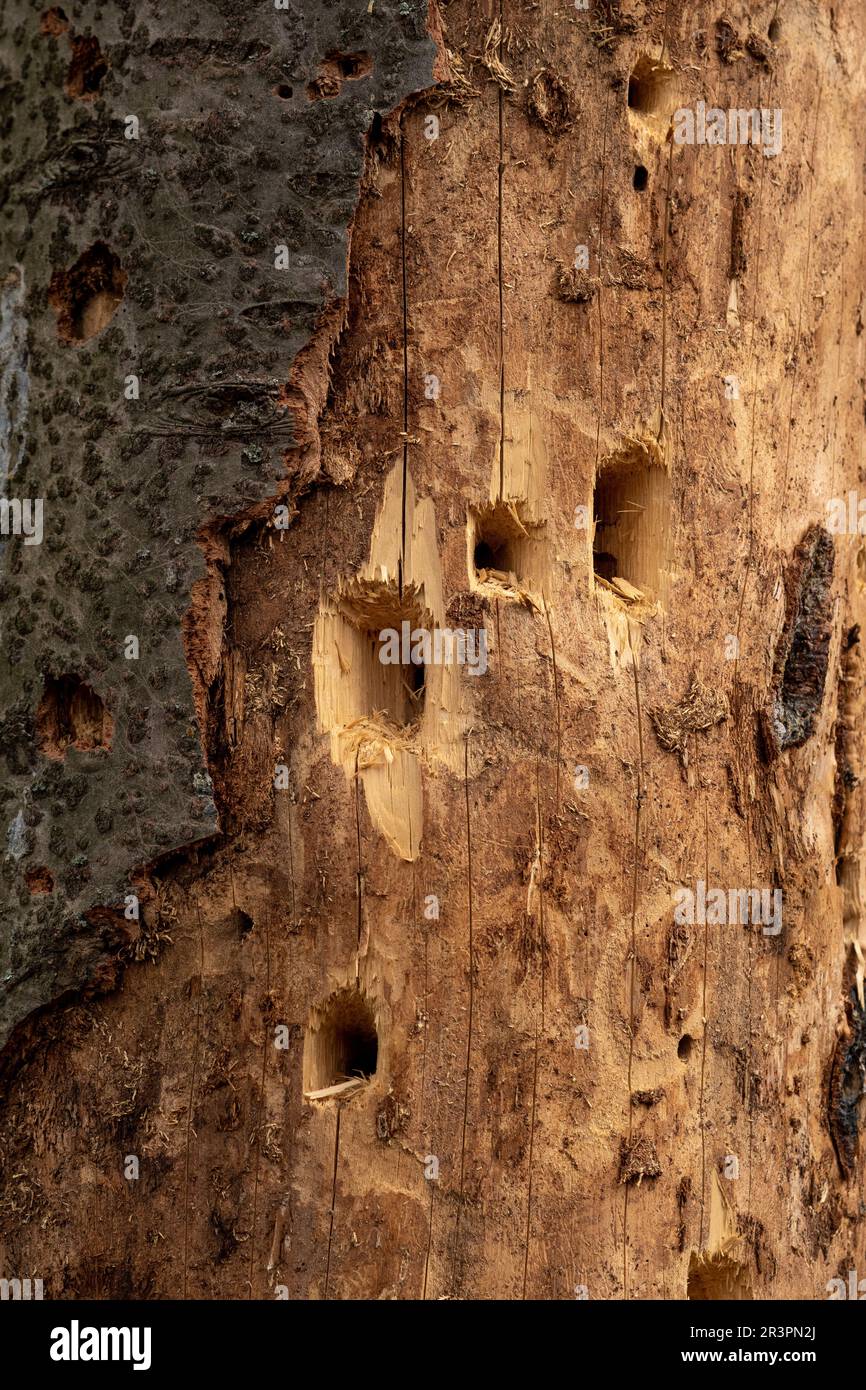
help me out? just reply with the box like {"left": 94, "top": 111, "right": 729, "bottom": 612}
{"left": 0, "top": 0, "right": 865, "bottom": 1305}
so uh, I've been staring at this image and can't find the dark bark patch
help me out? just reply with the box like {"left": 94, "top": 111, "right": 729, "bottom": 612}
{"left": 65, "top": 35, "right": 108, "bottom": 101}
{"left": 676, "top": 1175, "right": 691, "bottom": 1251}
{"left": 716, "top": 17, "right": 774, "bottom": 68}
{"left": 40, "top": 10, "right": 108, "bottom": 100}
{"left": 39, "top": 7, "right": 69, "bottom": 37}
{"left": 631, "top": 1087, "right": 665, "bottom": 1106}
{"left": 770, "top": 524, "right": 835, "bottom": 751}
{"left": 63, "top": 1256, "right": 150, "bottom": 1299}
{"left": 375, "top": 1091, "right": 409, "bottom": 1142}
{"left": 745, "top": 32, "right": 773, "bottom": 68}
{"left": 232, "top": 908, "right": 254, "bottom": 938}
{"left": 828, "top": 982, "right": 866, "bottom": 1179}
{"left": 25, "top": 866, "right": 54, "bottom": 894}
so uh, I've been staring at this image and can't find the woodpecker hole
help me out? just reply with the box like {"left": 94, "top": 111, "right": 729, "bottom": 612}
{"left": 49, "top": 242, "right": 127, "bottom": 344}
{"left": 37, "top": 674, "right": 113, "bottom": 759}
{"left": 687, "top": 1252, "right": 754, "bottom": 1300}
{"left": 304, "top": 988, "right": 379, "bottom": 1094}
{"left": 307, "top": 51, "right": 372, "bottom": 101}
{"left": 592, "top": 440, "right": 671, "bottom": 605}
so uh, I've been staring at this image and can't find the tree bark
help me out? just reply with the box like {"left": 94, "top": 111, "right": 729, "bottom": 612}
{"left": 1, "top": 0, "right": 865, "bottom": 1302}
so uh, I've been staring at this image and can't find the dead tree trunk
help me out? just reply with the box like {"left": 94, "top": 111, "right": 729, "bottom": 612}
{"left": 1, "top": 0, "right": 865, "bottom": 1301}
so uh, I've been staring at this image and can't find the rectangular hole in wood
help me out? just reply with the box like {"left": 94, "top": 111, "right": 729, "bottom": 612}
{"left": 333, "top": 580, "right": 429, "bottom": 731}
{"left": 36, "top": 673, "right": 113, "bottom": 759}
{"left": 470, "top": 501, "right": 542, "bottom": 599}
{"left": 687, "top": 1252, "right": 753, "bottom": 1300}
{"left": 304, "top": 988, "right": 378, "bottom": 1095}
{"left": 592, "top": 442, "right": 671, "bottom": 605}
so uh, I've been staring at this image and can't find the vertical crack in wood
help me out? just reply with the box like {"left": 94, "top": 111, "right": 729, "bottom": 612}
{"left": 182, "top": 902, "right": 206, "bottom": 1301}
{"left": 323, "top": 1106, "right": 342, "bottom": 1299}
{"left": 452, "top": 731, "right": 475, "bottom": 1289}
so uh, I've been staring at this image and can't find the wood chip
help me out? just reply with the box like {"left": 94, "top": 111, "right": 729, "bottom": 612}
{"left": 610, "top": 575, "right": 645, "bottom": 603}
{"left": 304, "top": 1078, "right": 367, "bottom": 1102}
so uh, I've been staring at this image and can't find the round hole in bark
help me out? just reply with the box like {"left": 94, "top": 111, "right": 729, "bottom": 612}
{"left": 678, "top": 1033, "right": 694, "bottom": 1061}
{"left": 304, "top": 988, "right": 378, "bottom": 1094}
{"left": 338, "top": 54, "right": 364, "bottom": 78}
{"left": 307, "top": 50, "right": 372, "bottom": 101}
{"left": 633, "top": 164, "right": 648, "bottom": 191}
{"left": 274, "top": 83, "right": 293, "bottom": 99}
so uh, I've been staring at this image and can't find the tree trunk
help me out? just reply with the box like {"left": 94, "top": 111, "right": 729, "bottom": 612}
{"left": 1, "top": 0, "right": 865, "bottom": 1302}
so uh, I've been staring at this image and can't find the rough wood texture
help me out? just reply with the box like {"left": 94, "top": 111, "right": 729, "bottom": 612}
{"left": 1, "top": 0, "right": 865, "bottom": 1302}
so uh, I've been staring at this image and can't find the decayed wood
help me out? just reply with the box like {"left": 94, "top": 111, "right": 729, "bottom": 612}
{"left": 1, "top": 0, "right": 866, "bottom": 1304}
